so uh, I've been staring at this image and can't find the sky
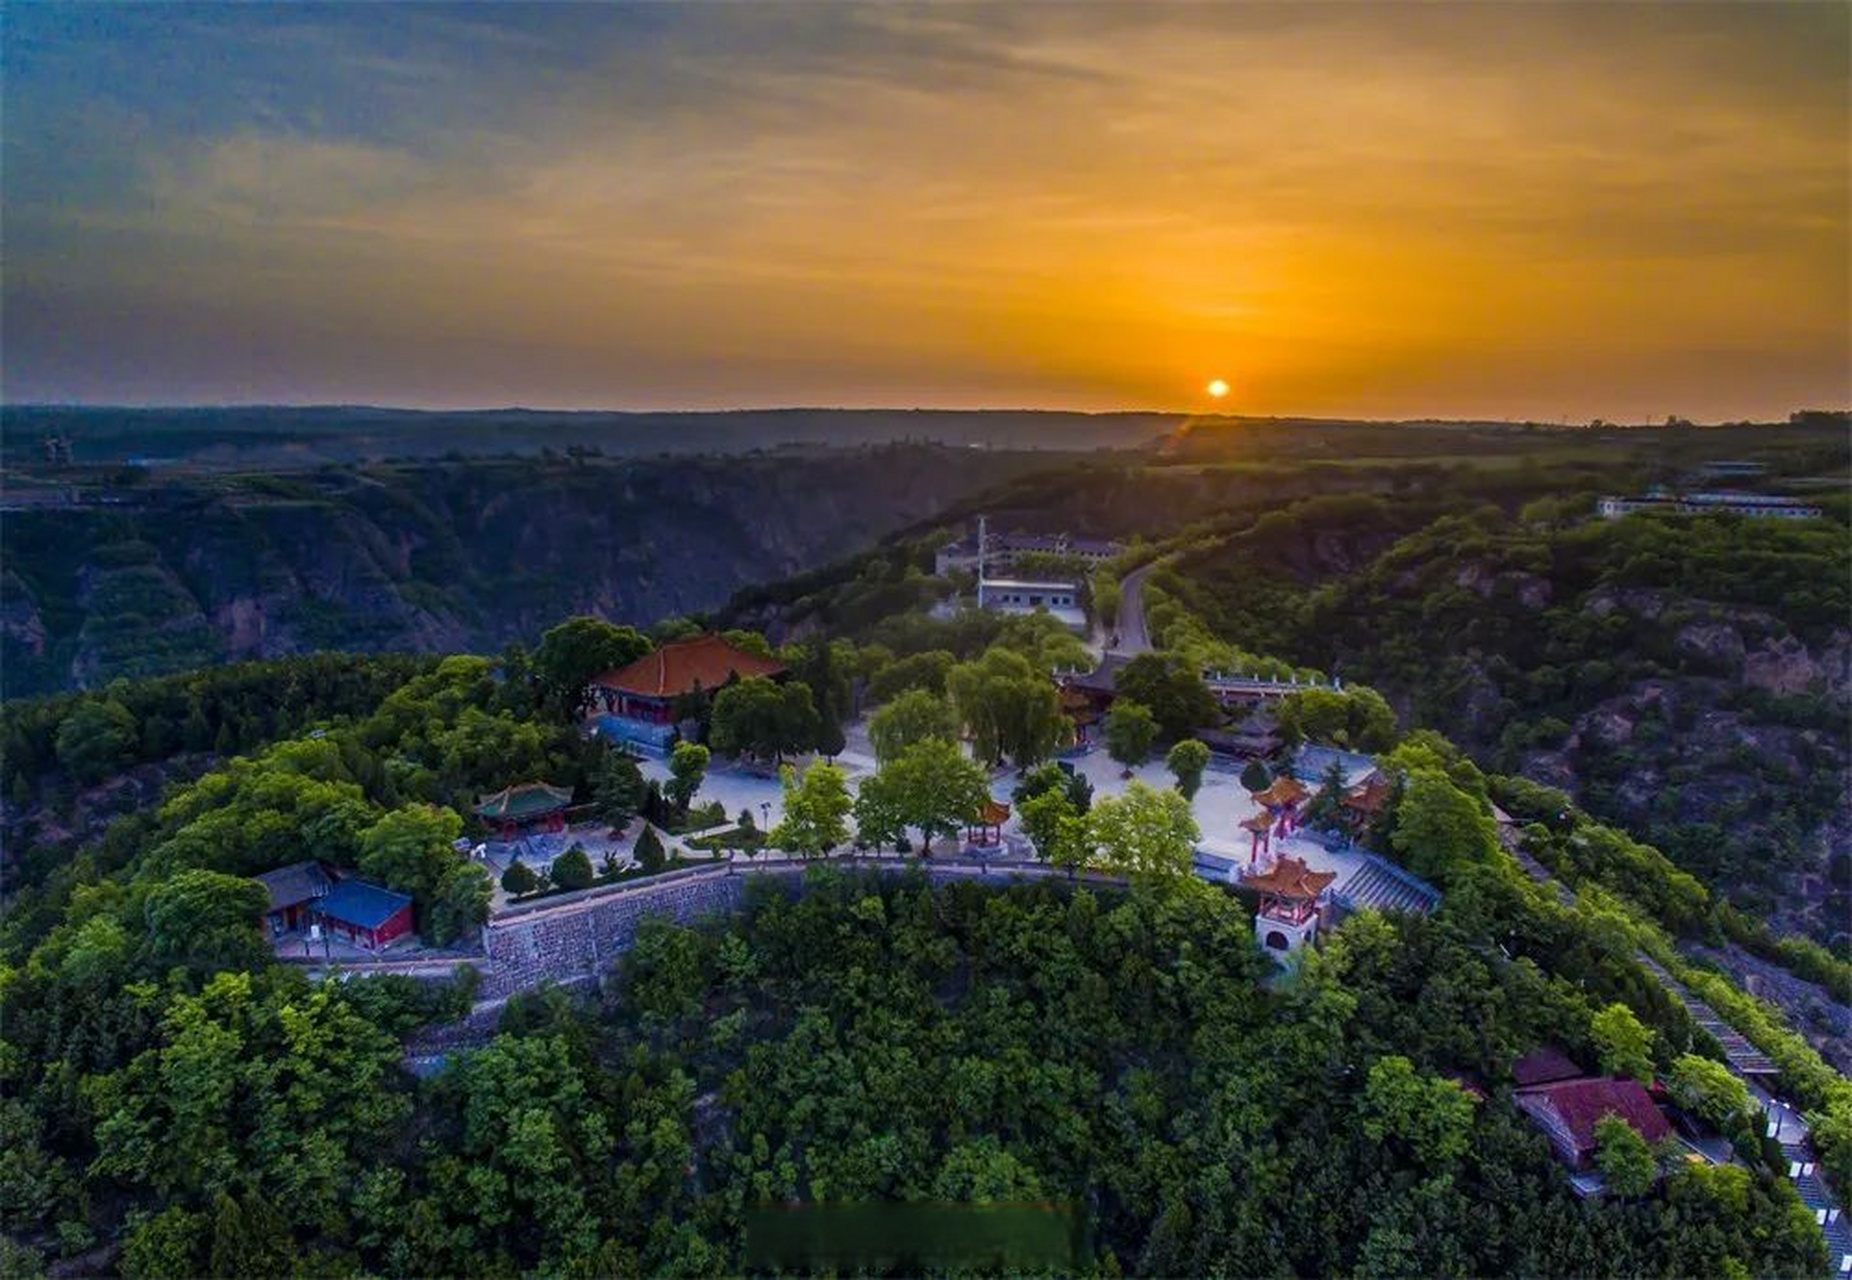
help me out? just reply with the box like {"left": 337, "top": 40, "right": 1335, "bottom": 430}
{"left": 3, "top": 2, "right": 1848, "bottom": 420}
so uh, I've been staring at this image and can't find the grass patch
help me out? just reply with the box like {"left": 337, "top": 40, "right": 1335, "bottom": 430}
{"left": 688, "top": 827, "right": 769, "bottom": 854}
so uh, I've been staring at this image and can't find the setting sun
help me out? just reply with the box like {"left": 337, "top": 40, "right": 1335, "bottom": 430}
{"left": 1206, "top": 379, "right": 1230, "bottom": 399}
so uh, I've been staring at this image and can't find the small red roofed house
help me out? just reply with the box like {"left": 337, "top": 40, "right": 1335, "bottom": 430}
{"left": 1515, "top": 1075, "right": 1672, "bottom": 1168}
{"left": 1511, "top": 1045, "right": 1585, "bottom": 1089}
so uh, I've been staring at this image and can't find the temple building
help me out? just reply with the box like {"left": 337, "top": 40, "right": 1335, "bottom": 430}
{"left": 254, "top": 860, "right": 334, "bottom": 936}
{"left": 1340, "top": 772, "right": 1393, "bottom": 828}
{"left": 1244, "top": 855, "right": 1336, "bottom": 956}
{"left": 1199, "top": 708, "right": 1284, "bottom": 761}
{"left": 475, "top": 781, "right": 574, "bottom": 840}
{"left": 314, "top": 879, "right": 416, "bottom": 952}
{"left": 586, "top": 633, "right": 787, "bottom": 753}
{"left": 1055, "top": 654, "right": 1131, "bottom": 733}
{"left": 1250, "top": 775, "right": 1310, "bottom": 837}
{"left": 1515, "top": 1076, "right": 1673, "bottom": 1180}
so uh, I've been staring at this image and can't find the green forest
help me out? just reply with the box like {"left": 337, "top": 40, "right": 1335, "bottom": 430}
{"left": 3, "top": 419, "right": 1848, "bottom": 1276}
{"left": 4, "top": 613, "right": 1849, "bottom": 1275}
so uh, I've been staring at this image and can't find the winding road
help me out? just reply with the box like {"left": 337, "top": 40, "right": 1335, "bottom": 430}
{"left": 1104, "top": 560, "right": 1158, "bottom": 655}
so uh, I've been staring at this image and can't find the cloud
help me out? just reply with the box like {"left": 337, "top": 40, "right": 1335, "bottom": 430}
{"left": 2, "top": 2, "right": 1846, "bottom": 416}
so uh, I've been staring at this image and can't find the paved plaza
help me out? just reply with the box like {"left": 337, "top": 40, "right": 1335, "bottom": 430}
{"left": 558, "top": 720, "right": 1381, "bottom": 898}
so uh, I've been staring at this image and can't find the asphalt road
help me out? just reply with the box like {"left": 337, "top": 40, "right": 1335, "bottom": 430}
{"left": 1106, "top": 560, "right": 1157, "bottom": 655}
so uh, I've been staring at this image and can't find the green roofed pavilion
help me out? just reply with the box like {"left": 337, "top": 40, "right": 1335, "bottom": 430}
{"left": 475, "top": 782, "right": 573, "bottom": 836}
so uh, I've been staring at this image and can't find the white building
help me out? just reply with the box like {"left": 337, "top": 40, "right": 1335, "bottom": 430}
{"left": 933, "top": 524, "right": 1124, "bottom": 577}
{"left": 1597, "top": 492, "right": 1822, "bottom": 521}
{"left": 977, "top": 577, "right": 1087, "bottom": 631}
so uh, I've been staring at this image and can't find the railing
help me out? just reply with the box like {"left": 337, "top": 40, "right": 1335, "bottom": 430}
{"left": 1201, "top": 670, "right": 1342, "bottom": 693}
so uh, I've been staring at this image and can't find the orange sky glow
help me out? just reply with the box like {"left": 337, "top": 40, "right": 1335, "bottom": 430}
{"left": 4, "top": 3, "right": 1848, "bottom": 420}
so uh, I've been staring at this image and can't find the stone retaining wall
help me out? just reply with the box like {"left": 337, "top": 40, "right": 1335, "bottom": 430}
{"left": 481, "top": 866, "right": 752, "bottom": 997}
{"left": 478, "top": 858, "right": 1117, "bottom": 999}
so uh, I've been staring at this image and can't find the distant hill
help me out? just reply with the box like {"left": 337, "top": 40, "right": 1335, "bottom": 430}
{"left": 0, "top": 444, "right": 1060, "bottom": 696}
{"left": 1, "top": 405, "right": 1179, "bottom": 469}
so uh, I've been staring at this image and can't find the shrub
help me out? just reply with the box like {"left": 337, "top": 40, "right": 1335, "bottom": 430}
{"left": 635, "top": 824, "right": 667, "bottom": 874}
{"left": 500, "top": 860, "right": 540, "bottom": 896}
{"left": 550, "top": 845, "right": 594, "bottom": 892}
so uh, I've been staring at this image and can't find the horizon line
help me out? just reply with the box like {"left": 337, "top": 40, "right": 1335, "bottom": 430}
{"left": 0, "top": 400, "right": 1834, "bottom": 428}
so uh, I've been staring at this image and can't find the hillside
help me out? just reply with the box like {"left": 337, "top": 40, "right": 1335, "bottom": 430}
{"left": 2, "top": 649, "right": 1842, "bottom": 1277}
{"left": 1160, "top": 497, "right": 1851, "bottom": 944}
{"left": 0, "top": 444, "right": 1059, "bottom": 697}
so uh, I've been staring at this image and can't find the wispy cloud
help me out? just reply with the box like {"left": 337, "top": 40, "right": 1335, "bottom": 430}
{"left": 3, "top": 2, "right": 1846, "bottom": 415}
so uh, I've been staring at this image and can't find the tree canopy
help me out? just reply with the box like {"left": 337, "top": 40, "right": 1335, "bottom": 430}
{"left": 1112, "top": 652, "right": 1218, "bottom": 739}
{"left": 531, "top": 617, "right": 651, "bottom": 718}
{"left": 868, "top": 688, "right": 959, "bottom": 765}
{"left": 709, "top": 677, "right": 820, "bottom": 763}
{"left": 946, "top": 648, "right": 1067, "bottom": 768}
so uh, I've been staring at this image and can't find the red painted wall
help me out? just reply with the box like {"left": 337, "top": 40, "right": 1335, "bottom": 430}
{"left": 371, "top": 902, "right": 414, "bottom": 948}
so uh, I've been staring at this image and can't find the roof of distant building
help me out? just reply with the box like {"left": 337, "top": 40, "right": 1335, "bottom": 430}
{"left": 1240, "top": 812, "right": 1275, "bottom": 833}
{"left": 1063, "top": 653, "right": 1131, "bottom": 695}
{"left": 982, "top": 577, "right": 1079, "bottom": 592}
{"left": 1244, "top": 855, "right": 1336, "bottom": 900}
{"left": 976, "top": 799, "right": 1011, "bottom": 825}
{"left": 1517, "top": 1075, "right": 1672, "bottom": 1157}
{"left": 317, "top": 878, "right": 414, "bottom": 931}
{"left": 1252, "top": 776, "right": 1311, "bottom": 807}
{"left": 1512, "top": 1046, "right": 1585, "bottom": 1087}
{"left": 1343, "top": 773, "right": 1393, "bottom": 815}
{"left": 591, "top": 634, "right": 786, "bottom": 699}
{"left": 997, "top": 532, "right": 1068, "bottom": 552}
{"left": 253, "top": 860, "right": 334, "bottom": 913}
{"left": 475, "top": 781, "right": 574, "bottom": 820}
{"left": 1292, "top": 744, "right": 1379, "bottom": 788}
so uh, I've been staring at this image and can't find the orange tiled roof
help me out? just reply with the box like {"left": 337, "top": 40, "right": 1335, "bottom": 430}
{"left": 977, "top": 799, "right": 1011, "bottom": 825}
{"left": 591, "top": 634, "right": 786, "bottom": 699}
{"left": 1252, "top": 776, "right": 1310, "bottom": 807}
{"left": 1240, "top": 812, "right": 1275, "bottom": 833}
{"left": 1243, "top": 855, "right": 1336, "bottom": 900}
{"left": 1343, "top": 773, "right": 1393, "bottom": 815}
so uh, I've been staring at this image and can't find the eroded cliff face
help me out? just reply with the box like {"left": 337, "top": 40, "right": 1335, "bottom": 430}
{"left": 1, "top": 445, "right": 1040, "bottom": 696}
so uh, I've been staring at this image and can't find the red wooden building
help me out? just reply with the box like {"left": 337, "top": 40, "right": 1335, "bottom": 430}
{"left": 314, "top": 879, "right": 416, "bottom": 951}
{"left": 586, "top": 634, "right": 787, "bottom": 726}
{"left": 254, "top": 860, "right": 334, "bottom": 936}
{"left": 1514, "top": 1075, "right": 1672, "bottom": 1169}
{"left": 475, "top": 781, "right": 574, "bottom": 839}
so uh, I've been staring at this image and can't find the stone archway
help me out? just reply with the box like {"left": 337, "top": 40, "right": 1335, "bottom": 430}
{"left": 1264, "top": 930, "right": 1290, "bottom": 951}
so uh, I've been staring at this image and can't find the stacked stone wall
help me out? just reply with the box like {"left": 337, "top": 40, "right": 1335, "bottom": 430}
{"left": 476, "top": 859, "right": 1121, "bottom": 1000}
{"left": 481, "top": 867, "right": 747, "bottom": 997}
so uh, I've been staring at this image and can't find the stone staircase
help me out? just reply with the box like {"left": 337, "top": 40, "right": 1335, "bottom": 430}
{"left": 1782, "top": 1141, "right": 1852, "bottom": 1273}
{"left": 1330, "top": 853, "right": 1441, "bottom": 916}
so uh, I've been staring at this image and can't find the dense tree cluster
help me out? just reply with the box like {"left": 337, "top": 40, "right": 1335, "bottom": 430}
{"left": 3, "top": 652, "right": 432, "bottom": 812}
{"left": 43, "top": 867, "right": 1802, "bottom": 1276}
{"left": 3, "top": 518, "right": 1847, "bottom": 1277}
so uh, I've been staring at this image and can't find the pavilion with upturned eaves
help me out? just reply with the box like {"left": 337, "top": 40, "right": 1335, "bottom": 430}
{"left": 1250, "top": 775, "right": 1310, "bottom": 837}
{"left": 1240, "top": 811, "right": 1274, "bottom": 865}
{"left": 474, "top": 782, "right": 574, "bottom": 840}
{"left": 1340, "top": 772, "right": 1393, "bottom": 828}
{"left": 1244, "top": 854, "right": 1336, "bottom": 957}
{"left": 964, "top": 799, "right": 1011, "bottom": 850}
